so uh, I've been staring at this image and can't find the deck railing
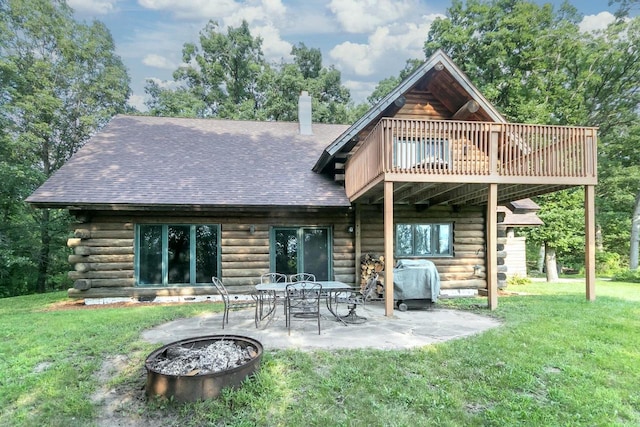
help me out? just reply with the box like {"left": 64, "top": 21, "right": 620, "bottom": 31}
{"left": 345, "top": 118, "right": 597, "bottom": 199}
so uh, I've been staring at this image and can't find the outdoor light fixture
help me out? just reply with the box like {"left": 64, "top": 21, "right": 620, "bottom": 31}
{"left": 347, "top": 226, "right": 355, "bottom": 233}
{"left": 394, "top": 95, "right": 406, "bottom": 108}
{"left": 249, "top": 225, "right": 255, "bottom": 234}
{"left": 473, "top": 265, "right": 481, "bottom": 276}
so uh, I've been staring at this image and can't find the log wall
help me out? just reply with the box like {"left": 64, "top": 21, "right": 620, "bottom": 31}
{"left": 67, "top": 209, "right": 354, "bottom": 299}
{"left": 358, "top": 204, "right": 505, "bottom": 290}
{"left": 66, "top": 205, "right": 504, "bottom": 299}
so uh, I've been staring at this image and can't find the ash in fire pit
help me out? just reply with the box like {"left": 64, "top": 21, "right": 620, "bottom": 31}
{"left": 145, "top": 335, "right": 263, "bottom": 402}
{"left": 149, "top": 340, "right": 258, "bottom": 376}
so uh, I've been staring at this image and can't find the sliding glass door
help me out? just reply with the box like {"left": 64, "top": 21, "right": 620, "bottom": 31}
{"left": 272, "top": 227, "right": 331, "bottom": 281}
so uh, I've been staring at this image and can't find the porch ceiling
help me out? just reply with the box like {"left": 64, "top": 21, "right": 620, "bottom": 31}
{"left": 354, "top": 181, "right": 574, "bottom": 206}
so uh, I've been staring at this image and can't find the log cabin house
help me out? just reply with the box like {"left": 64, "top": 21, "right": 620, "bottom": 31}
{"left": 27, "top": 50, "right": 598, "bottom": 314}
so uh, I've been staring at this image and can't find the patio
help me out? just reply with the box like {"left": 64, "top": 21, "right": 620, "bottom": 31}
{"left": 142, "top": 302, "right": 501, "bottom": 351}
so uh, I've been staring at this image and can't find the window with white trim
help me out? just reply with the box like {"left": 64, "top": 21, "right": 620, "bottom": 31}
{"left": 393, "top": 137, "right": 451, "bottom": 169}
{"left": 395, "top": 223, "right": 452, "bottom": 257}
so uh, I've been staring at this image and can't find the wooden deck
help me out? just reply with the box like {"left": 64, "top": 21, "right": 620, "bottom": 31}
{"left": 345, "top": 118, "right": 598, "bottom": 204}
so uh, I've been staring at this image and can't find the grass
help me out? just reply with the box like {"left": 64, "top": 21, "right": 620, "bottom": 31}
{"left": 1, "top": 280, "right": 639, "bottom": 426}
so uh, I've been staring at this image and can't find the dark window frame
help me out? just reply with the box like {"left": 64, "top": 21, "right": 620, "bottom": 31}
{"left": 270, "top": 226, "right": 333, "bottom": 281}
{"left": 135, "top": 224, "right": 221, "bottom": 286}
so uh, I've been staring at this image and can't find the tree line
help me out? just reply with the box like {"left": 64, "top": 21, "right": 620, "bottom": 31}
{"left": 1, "top": 0, "right": 639, "bottom": 296}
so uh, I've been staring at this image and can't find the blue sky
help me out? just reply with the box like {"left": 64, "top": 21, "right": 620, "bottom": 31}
{"left": 67, "top": 0, "right": 622, "bottom": 111}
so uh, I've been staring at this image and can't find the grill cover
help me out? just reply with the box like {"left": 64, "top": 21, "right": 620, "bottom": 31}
{"left": 393, "top": 259, "right": 441, "bottom": 303}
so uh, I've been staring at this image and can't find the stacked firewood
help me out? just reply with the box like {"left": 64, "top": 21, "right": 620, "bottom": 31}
{"left": 360, "top": 253, "right": 385, "bottom": 295}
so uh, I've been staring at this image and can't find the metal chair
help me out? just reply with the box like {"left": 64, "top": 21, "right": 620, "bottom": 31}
{"left": 260, "top": 272, "right": 288, "bottom": 284}
{"left": 333, "top": 274, "right": 378, "bottom": 324}
{"left": 261, "top": 272, "right": 288, "bottom": 315}
{"left": 290, "top": 273, "right": 316, "bottom": 282}
{"left": 285, "top": 281, "right": 322, "bottom": 335}
{"left": 211, "top": 276, "right": 253, "bottom": 329}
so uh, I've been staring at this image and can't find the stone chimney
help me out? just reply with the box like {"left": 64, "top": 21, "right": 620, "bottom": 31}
{"left": 298, "top": 91, "right": 313, "bottom": 135}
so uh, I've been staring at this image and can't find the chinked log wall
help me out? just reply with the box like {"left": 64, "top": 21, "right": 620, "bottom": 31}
{"left": 358, "top": 204, "right": 507, "bottom": 291}
{"left": 66, "top": 210, "right": 355, "bottom": 300}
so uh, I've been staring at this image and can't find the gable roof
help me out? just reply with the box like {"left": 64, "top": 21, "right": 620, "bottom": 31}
{"left": 27, "top": 115, "right": 351, "bottom": 209}
{"left": 313, "top": 49, "right": 506, "bottom": 173}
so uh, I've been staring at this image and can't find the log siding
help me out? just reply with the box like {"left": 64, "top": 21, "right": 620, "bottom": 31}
{"left": 358, "top": 204, "right": 504, "bottom": 291}
{"left": 67, "top": 209, "right": 354, "bottom": 299}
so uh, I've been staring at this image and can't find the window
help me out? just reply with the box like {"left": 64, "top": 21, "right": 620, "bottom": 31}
{"left": 393, "top": 137, "right": 451, "bottom": 169}
{"left": 396, "top": 223, "right": 452, "bottom": 257}
{"left": 271, "top": 227, "right": 332, "bottom": 281}
{"left": 136, "top": 224, "right": 220, "bottom": 286}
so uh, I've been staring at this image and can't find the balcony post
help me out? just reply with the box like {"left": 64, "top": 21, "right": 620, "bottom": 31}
{"left": 585, "top": 185, "right": 596, "bottom": 300}
{"left": 384, "top": 180, "right": 395, "bottom": 316}
{"left": 489, "top": 124, "right": 502, "bottom": 176}
{"left": 487, "top": 183, "right": 498, "bottom": 310}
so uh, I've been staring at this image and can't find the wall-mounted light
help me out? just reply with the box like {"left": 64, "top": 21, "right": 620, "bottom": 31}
{"left": 347, "top": 226, "right": 355, "bottom": 233}
{"left": 473, "top": 265, "right": 481, "bottom": 276}
{"left": 249, "top": 225, "right": 256, "bottom": 234}
{"left": 394, "top": 95, "right": 406, "bottom": 108}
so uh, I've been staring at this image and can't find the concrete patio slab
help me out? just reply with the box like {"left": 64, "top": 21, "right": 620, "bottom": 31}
{"left": 142, "top": 302, "right": 501, "bottom": 351}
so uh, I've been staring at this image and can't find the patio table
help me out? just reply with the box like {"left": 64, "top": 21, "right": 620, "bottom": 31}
{"left": 254, "top": 281, "right": 353, "bottom": 327}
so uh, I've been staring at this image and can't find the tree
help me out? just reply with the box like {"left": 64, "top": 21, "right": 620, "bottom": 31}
{"left": 0, "top": 0, "right": 130, "bottom": 295}
{"left": 524, "top": 190, "right": 586, "bottom": 281}
{"left": 367, "top": 59, "right": 423, "bottom": 105}
{"left": 146, "top": 20, "right": 266, "bottom": 119}
{"left": 145, "top": 80, "right": 206, "bottom": 117}
{"left": 146, "top": 31, "right": 354, "bottom": 124}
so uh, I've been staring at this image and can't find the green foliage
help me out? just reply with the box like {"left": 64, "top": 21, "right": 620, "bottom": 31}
{"left": 506, "top": 274, "right": 532, "bottom": 286}
{"left": 145, "top": 25, "right": 353, "bottom": 124}
{"left": 596, "top": 251, "right": 624, "bottom": 276}
{"left": 525, "top": 189, "right": 586, "bottom": 261}
{"left": 0, "top": 0, "right": 130, "bottom": 295}
{"left": 366, "top": 59, "right": 423, "bottom": 105}
{"left": 425, "top": 0, "right": 585, "bottom": 124}
{"left": 611, "top": 268, "right": 640, "bottom": 283}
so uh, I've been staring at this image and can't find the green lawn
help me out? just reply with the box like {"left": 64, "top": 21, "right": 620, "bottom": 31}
{"left": 1, "top": 280, "right": 639, "bottom": 426}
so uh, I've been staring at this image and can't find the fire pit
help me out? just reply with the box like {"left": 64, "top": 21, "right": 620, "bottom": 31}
{"left": 145, "top": 335, "right": 263, "bottom": 402}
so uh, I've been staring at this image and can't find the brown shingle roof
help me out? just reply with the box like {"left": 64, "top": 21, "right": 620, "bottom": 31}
{"left": 27, "top": 115, "right": 352, "bottom": 208}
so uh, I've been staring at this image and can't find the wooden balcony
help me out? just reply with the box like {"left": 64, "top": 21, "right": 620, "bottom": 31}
{"left": 345, "top": 118, "right": 598, "bottom": 204}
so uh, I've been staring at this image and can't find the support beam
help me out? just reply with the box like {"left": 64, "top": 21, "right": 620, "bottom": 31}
{"left": 355, "top": 204, "right": 362, "bottom": 288}
{"left": 585, "top": 185, "right": 596, "bottom": 301}
{"left": 384, "top": 181, "right": 395, "bottom": 316}
{"left": 486, "top": 183, "right": 498, "bottom": 310}
{"left": 451, "top": 100, "right": 480, "bottom": 121}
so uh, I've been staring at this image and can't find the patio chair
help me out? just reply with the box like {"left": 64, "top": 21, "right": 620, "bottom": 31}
{"left": 285, "top": 281, "right": 322, "bottom": 335}
{"left": 289, "top": 272, "right": 316, "bottom": 282}
{"left": 211, "top": 276, "right": 254, "bottom": 329}
{"left": 287, "top": 273, "right": 315, "bottom": 315}
{"left": 260, "top": 272, "right": 287, "bottom": 284}
{"left": 261, "top": 272, "right": 288, "bottom": 314}
{"left": 333, "top": 274, "right": 378, "bottom": 324}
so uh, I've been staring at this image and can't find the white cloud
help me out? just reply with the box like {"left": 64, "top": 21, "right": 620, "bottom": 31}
{"left": 138, "top": 0, "right": 287, "bottom": 23}
{"left": 252, "top": 24, "right": 292, "bottom": 62}
{"left": 136, "top": 0, "right": 290, "bottom": 62}
{"left": 328, "top": 0, "right": 416, "bottom": 33}
{"left": 329, "top": 14, "right": 441, "bottom": 77}
{"left": 579, "top": 11, "right": 616, "bottom": 33}
{"left": 343, "top": 79, "right": 377, "bottom": 104}
{"left": 145, "top": 77, "right": 180, "bottom": 89}
{"left": 142, "top": 53, "right": 176, "bottom": 70}
{"left": 138, "top": 0, "right": 240, "bottom": 19}
{"left": 127, "top": 94, "right": 147, "bottom": 111}
{"left": 330, "top": 40, "right": 377, "bottom": 76}
{"left": 68, "top": 0, "right": 118, "bottom": 14}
